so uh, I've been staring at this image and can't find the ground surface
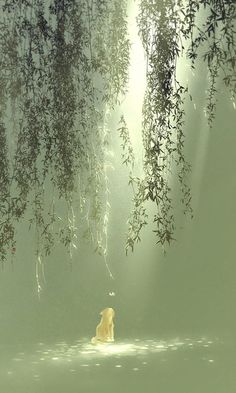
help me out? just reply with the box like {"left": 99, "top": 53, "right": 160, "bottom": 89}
{"left": 0, "top": 337, "right": 234, "bottom": 393}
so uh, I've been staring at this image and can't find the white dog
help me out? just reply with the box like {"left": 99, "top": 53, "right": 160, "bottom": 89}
{"left": 91, "top": 308, "right": 115, "bottom": 344}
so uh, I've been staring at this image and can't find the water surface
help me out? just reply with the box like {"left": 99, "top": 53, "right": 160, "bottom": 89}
{"left": 1, "top": 337, "right": 234, "bottom": 393}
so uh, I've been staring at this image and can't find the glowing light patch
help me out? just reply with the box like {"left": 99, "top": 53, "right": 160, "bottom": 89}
{"left": 6, "top": 337, "right": 214, "bottom": 371}
{"left": 94, "top": 343, "right": 135, "bottom": 356}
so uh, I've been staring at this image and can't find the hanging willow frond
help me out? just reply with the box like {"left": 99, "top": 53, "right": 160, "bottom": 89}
{"left": 130, "top": 0, "right": 191, "bottom": 249}
{"left": 0, "top": 0, "right": 129, "bottom": 272}
{"left": 0, "top": 0, "right": 235, "bottom": 267}
{"left": 182, "top": 0, "right": 236, "bottom": 121}
{"left": 123, "top": 0, "right": 235, "bottom": 252}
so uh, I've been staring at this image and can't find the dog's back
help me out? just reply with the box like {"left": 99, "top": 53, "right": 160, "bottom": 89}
{"left": 91, "top": 307, "right": 115, "bottom": 344}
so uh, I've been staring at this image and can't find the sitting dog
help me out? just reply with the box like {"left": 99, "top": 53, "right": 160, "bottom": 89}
{"left": 91, "top": 308, "right": 115, "bottom": 344}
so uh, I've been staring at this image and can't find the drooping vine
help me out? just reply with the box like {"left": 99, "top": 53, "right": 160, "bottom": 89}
{"left": 0, "top": 0, "right": 235, "bottom": 273}
{"left": 0, "top": 0, "right": 129, "bottom": 286}
{"left": 123, "top": 0, "right": 235, "bottom": 252}
{"left": 126, "top": 0, "right": 192, "bottom": 250}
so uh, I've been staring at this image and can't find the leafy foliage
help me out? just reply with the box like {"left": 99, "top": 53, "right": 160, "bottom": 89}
{"left": 123, "top": 0, "right": 235, "bottom": 252}
{"left": 0, "top": 0, "right": 235, "bottom": 275}
{"left": 0, "top": 0, "right": 129, "bottom": 288}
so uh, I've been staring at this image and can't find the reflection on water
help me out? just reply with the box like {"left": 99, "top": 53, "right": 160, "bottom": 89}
{"left": 1, "top": 336, "right": 234, "bottom": 393}
{"left": 35, "top": 337, "right": 214, "bottom": 361}
{"left": 8, "top": 337, "right": 215, "bottom": 365}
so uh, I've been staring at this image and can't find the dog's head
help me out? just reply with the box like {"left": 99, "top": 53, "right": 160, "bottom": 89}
{"left": 100, "top": 307, "right": 115, "bottom": 319}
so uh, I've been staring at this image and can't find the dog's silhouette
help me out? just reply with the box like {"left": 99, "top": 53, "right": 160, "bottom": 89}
{"left": 91, "top": 308, "right": 115, "bottom": 344}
